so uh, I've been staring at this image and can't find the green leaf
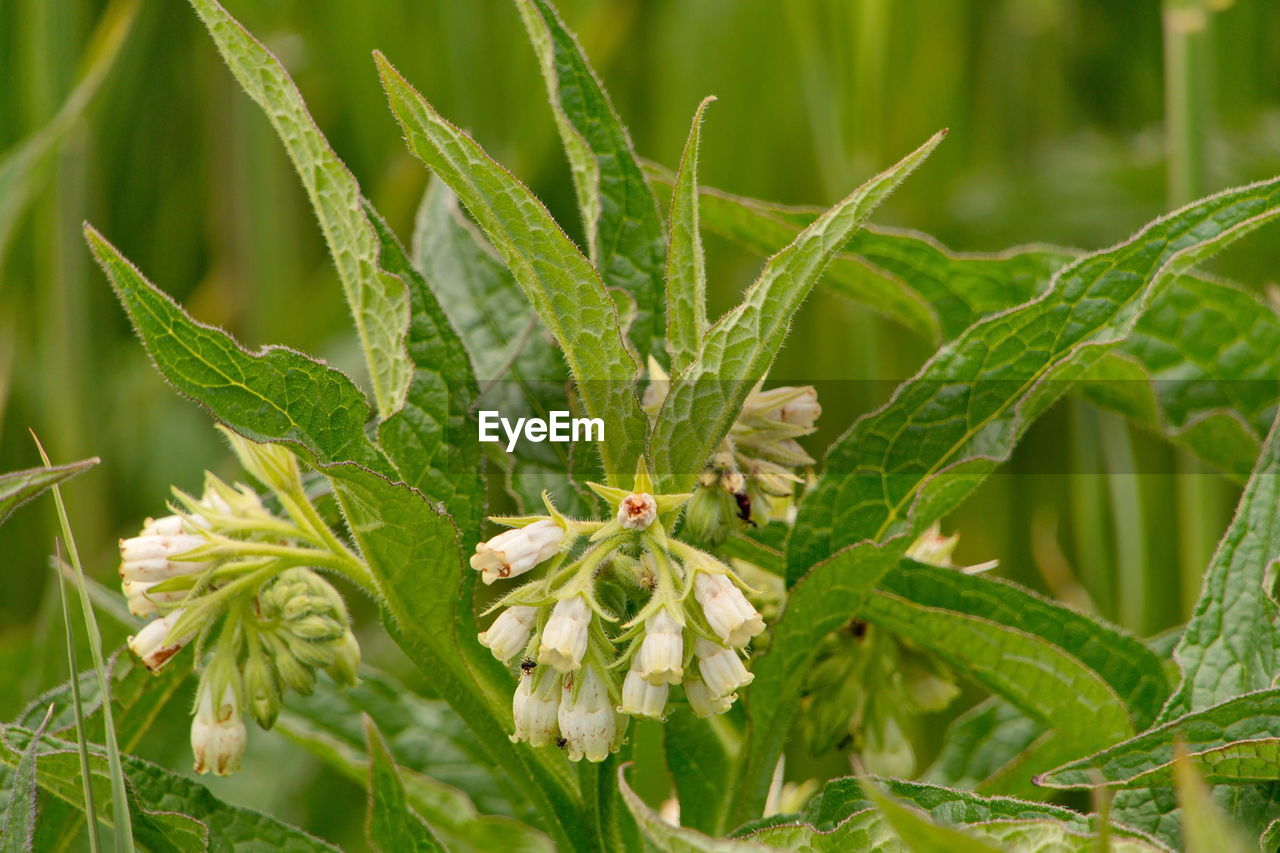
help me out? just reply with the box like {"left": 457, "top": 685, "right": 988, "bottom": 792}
{"left": 364, "top": 202, "right": 485, "bottom": 544}
{"left": 1107, "top": 408, "right": 1280, "bottom": 846}
{"left": 860, "top": 778, "right": 1004, "bottom": 853}
{"left": 923, "top": 698, "right": 1057, "bottom": 798}
{"left": 651, "top": 130, "right": 946, "bottom": 492}
{"left": 376, "top": 51, "right": 648, "bottom": 486}
{"left": 0, "top": 709, "right": 51, "bottom": 853}
{"left": 867, "top": 562, "right": 1168, "bottom": 739}
{"left": 86, "top": 226, "right": 394, "bottom": 476}
{"left": 0, "top": 724, "right": 331, "bottom": 851}
{"left": 277, "top": 669, "right": 554, "bottom": 852}
{"left": 0, "top": 459, "right": 98, "bottom": 527}
{"left": 618, "top": 765, "right": 780, "bottom": 852}
{"left": 0, "top": 0, "right": 138, "bottom": 264}
{"left": 365, "top": 716, "right": 446, "bottom": 853}
{"left": 738, "top": 779, "right": 1168, "bottom": 852}
{"left": 663, "top": 709, "right": 738, "bottom": 835}
{"left": 651, "top": 170, "right": 1280, "bottom": 480}
{"left": 515, "top": 0, "right": 668, "bottom": 357}
{"left": 411, "top": 179, "right": 592, "bottom": 515}
{"left": 1174, "top": 746, "right": 1254, "bottom": 853}
{"left": 644, "top": 164, "right": 942, "bottom": 341}
{"left": 733, "top": 177, "right": 1280, "bottom": 828}
{"left": 322, "top": 464, "right": 587, "bottom": 851}
{"left": 663, "top": 97, "right": 715, "bottom": 374}
{"left": 187, "top": 0, "right": 413, "bottom": 419}
{"left": 1036, "top": 689, "right": 1280, "bottom": 790}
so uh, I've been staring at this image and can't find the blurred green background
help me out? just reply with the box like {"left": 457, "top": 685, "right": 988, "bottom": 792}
{"left": 2, "top": 0, "right": 1278, "bottom": 845}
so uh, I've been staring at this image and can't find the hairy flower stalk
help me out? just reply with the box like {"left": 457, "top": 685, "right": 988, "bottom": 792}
{"left": 475, "top": 462, "right": 769, "bottom": 761}
{"left": 120, "top": 429, "right": 368, "bottom": 774}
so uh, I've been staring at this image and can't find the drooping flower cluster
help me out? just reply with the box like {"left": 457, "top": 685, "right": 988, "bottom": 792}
{"left": 472, "top": 463, "right": 767, "bottom": 762}
{"left": 644, "top": 358, "right": 820, "bottom": 546}
{"left": 800, "top": 524, "right": 996, "bottom": 776}
{"left": 120, "top": 428, "right": 366, "bottom": 776}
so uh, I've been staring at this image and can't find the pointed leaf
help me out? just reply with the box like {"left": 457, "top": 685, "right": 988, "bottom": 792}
{"left": 186, "top": 0, "right": 412, "bottom": 418}
{"left": 0, "top": 459, "right": 98, "bottom": 527}
{"left": 618, "top": 765, "right": 780, "bottom": 852}
{"left": 860, "top": 779, "right": 1004, "bottom": 853}
{"left": 516, "top": 0, "right": 668, "bottom": 356}
{"left": 377, "top": 52, "right": 648, "bottom": 485}
{"left": 364, "top": 202, "right": 485, "bottom": 544}
{"left": 652, "top": 130, "right": 946, "bottom": 492}
{"left": 664, "top": 97, "right": 715, "bottom": 373}
{"left": 732, "top": 177, "right": 1280, "bottom": 827}
{"left": 1173, "top": 750, "right": 1253, "bottom": 853}
{"left": 365, "top": 717, "right": 446, "bottom": 852}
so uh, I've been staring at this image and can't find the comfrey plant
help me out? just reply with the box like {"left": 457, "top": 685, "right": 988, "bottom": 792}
{"left": 14, "top": 0, "right": 1280, "bottom": 850}
{"left": 119, "top": 429, "right": 362, "bottom": 774}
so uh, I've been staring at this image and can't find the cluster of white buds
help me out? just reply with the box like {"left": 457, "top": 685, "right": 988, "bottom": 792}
{"left": 801, "top": 525, "right": 990, "bottom": 776}
{"left": 476, "top": 462, "right": 768, "bottom": 762}
{"left": 121, "top": 427, "right": 368, "bottom": 775}
{"left": 644, "top": 358, "right": 819, "bottom": 547}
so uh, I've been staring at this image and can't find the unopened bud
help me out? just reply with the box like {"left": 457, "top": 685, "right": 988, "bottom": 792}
{"left": 326, "top": 629, "right": 361, "bottom": 688}
{"left": 682, "top": 487, "right": 736, "bottom": 548}
{"left": 243, "top": 648, "right": 281, "bottom": 729}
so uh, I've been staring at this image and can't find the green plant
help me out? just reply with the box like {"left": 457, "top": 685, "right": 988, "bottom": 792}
{"left": 6, "top": 0, "right": 1280, "bottom": 850}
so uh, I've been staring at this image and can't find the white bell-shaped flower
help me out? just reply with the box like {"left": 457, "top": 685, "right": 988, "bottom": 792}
{"left": 537, "top": 594, "right": 591, "bottom": 673}
{"left": 479, "top": 605, "right": 538, "bottom": 663}
{"left": 558, "top": 666, "right": 616, "bottom": 762}
{"left": 470, "top": 519, "right": 564, "bottom": 585}
{"left": 694, "top": 572, "right": 765, "bottom": 647}
{"left": 511, "top": 670, "right": 561, "bottom": 747}
{"left": 634, "top": 606, "right": 683, "bottom": 685}
{"left": 695, "top": 636, "right": 753, "bottom": 699}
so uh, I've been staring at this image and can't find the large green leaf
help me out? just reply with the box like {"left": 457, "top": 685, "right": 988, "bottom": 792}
{"left": 278, "top": 670, "right": 554, "bottom": 851}
{"left": 859, "top": 780, "right": 1004, "bottom": 853}
{"left": 0, "top": 710, "right": 48, "bottom": 853}
{"left": 92, "top": 224, "right": 587, "bottom": 848}
{"left": 364, "top": 717, "right": 446, "bottom": 852}
{"left": 1038, "top": 689, "right": 1280, "bottom": 791}
{"left": 868, "top": 562, "right": 1168, "bottom": 737}
{"left": 619, "top": 765, "right": 779, "bottom": 853}
{"left": 736, "top": 778, "right": 1167, "bottom": 852}
{"left": 322, "top": 464, "right": 587, "bottom": 850}
{"left": 376, "top": 52, "right": 648, "bottom": 486}
{"left": 732, "top": 177, "right": 1280, "bottom": 828}
{"left": 0, "top": 458, "right": 98, "bottom": 527}
{"left": 663, "top": 709, "right": 738, "bottom": 835}
{"left": 1105, "top": 408, "right": 1280, "bottom": 846}
{"left": 923, "top": 698, "right": 1060, "bottom": 798}
{"left": 411, "top": 179, "right": 592, "bottom": 515}
{"left": 186, "top": 0, "right": 412, "bottom": 419}
{"left": 650, "top": 131, "right": 946, "bottom": 492}
{"left": 662, "top": 97, "right": 715, "bottom": 374}
{"left": 648, "top": 169, "right": 1280, "bottom": 479}
{"left": 364, "top": 203, "right": 485, "bottom": 545}
{"left": 0, "top": 724, "right": 334, "bottom": 851}
{"left": 86, "top": 226, "right": 393, "bottom": 476}
{"left": 515, "top": 0, "right": 668, "bottom": 357}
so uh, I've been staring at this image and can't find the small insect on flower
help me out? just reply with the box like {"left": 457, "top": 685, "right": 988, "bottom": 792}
{"left": 470, "top": 519, "right": 565, "bottom": 585}
{"left": 733, "top": 491, "right": 755, "bottom": 527}
{"left": 521, "top": 657, "right": 537, "bottom": 673}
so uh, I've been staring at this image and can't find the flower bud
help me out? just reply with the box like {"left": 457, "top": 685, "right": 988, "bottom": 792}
{"left": 694, "top": 572, "right": 765, "bottom": 647}
{"left": 191, "top": 676, "right": 247, "bottom": 776}
{"left": 620, "top": 664, "right": 668, "bottom": 719}
{"left": 862, "top": 712, "right": 915, "bottom": 779}
{"left": 684, "top": 677, "right": 735, "bottom": 718}
{"left": 682, "top": 487, "right": 737, "bottom": 548}
{"left": 122, "top": 578, "right": 187, "bottom": 619}
{"left": 537, "top": 594, "right": 591, "bottom": 673}
{"left": 511, "top": 670, "right": 560, "bottom": 747}
{"left": 118, "top": 533, "right": 207, "bottom": 583}
{"left": 242, "top": 647, "right": 281, "bottom": 729}
{"left": 635, "top": 607, "right": 683, "bottom": 685}
{"left": 694, "top": 636, "right": 753, "bottom": 699}
{"left": 326, "top": 629, "right": 362, "bottom": 688}
{"left": 777, "top": 387, "right": 820, "bottom": 429}
{"left": 264, "top": 632, "right": 318, "bottom": 695}
{"left": 479, "top": 605, "right": 538, "bottom": 664}
{"left": 470, "top": 519, "right": 564, "bottom": 585}
{"left": 617, "top": 493, "right": 658, "bottom": 530}
{"left": 128, "top": 609, "right": 193, "bottom": 672}
{"left": 141, "top": 514, "right": 195, "bottom": 537}
{"left": 558, "top": 666, "right": 617, "bottom": 762}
